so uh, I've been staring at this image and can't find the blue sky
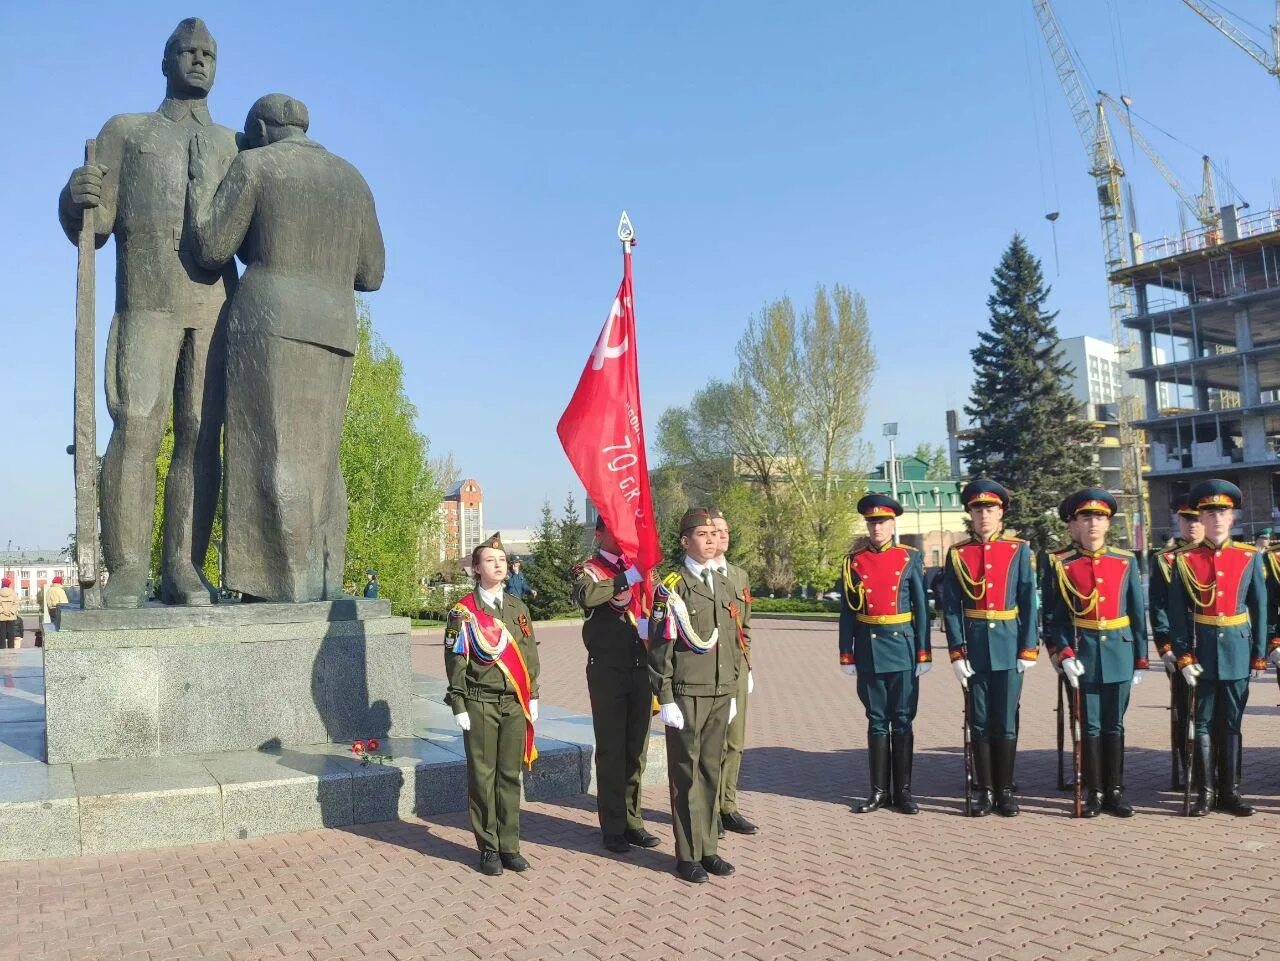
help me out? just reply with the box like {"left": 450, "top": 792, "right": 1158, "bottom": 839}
{"left": 2, "top": 1, "right": 1278, "bottom": 546}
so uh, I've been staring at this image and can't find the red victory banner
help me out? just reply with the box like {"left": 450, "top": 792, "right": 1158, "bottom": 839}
{"left": 556, "top": 212, "right": 662, "bottom": 609}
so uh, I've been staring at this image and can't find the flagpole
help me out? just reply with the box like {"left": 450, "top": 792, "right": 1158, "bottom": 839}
{"left": 617, "top": 210, "right": 635, "bottom": 256}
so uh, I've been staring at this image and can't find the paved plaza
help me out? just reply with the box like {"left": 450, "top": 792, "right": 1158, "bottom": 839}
{"left": 5, "top": 616, "right": 1280, "bottom": 960}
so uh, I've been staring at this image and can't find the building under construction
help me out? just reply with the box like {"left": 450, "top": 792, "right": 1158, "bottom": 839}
{"left": 1114, "top": 206, "right": 1280, "bottom": 542}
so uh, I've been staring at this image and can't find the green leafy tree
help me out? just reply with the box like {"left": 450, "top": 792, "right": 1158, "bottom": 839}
{"left": 526, "top": 501, "right": 575, "bottom": 618}
{"left": 911, "top": 442, "right": 952, "bottom": 480}
{"left": 340, "top": 305, "right": 442, "bottom": 615}
{"left": 961, "top": 235, "right": 1097, "bottom": 551}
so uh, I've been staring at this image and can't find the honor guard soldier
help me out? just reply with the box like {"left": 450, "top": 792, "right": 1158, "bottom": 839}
{"left": 942, "top": 479, "right": 1038, "bottom": 817}
{"left": 444, "top": 534, "right": 542, "bottom": 875}
{"left": 1150, "top": 494, "right": 1203, "bottom": 790}
{"left": 839, "top": 494, "right": 931, "bottom": 815}
{"left": 1263, "top": 529, "right": 1280, "bottom": 680}
{"left": 572, "top": 518, "right": 662, "bottom": 855}
{"left": 1168, "top": 480, "right": 1265, "bottom": 817}
{"left": 649, "top": 508, "right": 742, "bottom": 883}
{"left": 1043, "top": 489, "right": 1148, "bottom": 817}
{"left": 709, "top": 508, "right": 758, "bottom": 837}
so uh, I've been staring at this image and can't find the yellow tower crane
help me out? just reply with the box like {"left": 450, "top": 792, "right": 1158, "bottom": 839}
{"left": 1181, "top": 0, "right": 1280, "bottom": 84}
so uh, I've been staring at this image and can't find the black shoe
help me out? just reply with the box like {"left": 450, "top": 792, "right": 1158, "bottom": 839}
{"left": 1101, "top": 734, "right": 1134, "bottom": 817}
{"left": 499, "top": 852, "right": 529, "bottom": 872}
{"left": 992, "top": 738, "right": 1020, "bottom": 817}
{"left": 1081, "top": 791, "right": 1104, "bottom": 818}
{"left": 1079, "top": 736, "right": 1102, "bottom": 818}
{"left": 969, "top": 736, "right": 994, "bottom": 817}
{"left": 623, "top": 827, "right": 661, "bottom": 848}
{"left": 891, "top": 732, "right": 918, "bottom": 814}
{"left": 1218, "top": 733, "right": 1253, "bottom": 816}
{"left": 721, "top": 811, "right": 758, "bottom": 835}
{"left": 676, "top": 860, "right": 708, "bottom": 883}
{"left": 479, "top": 850, "right": 503, "bottom": 876}
{"left": 854, "top": 733, "right": 891, "bottom": 813}
{"left": 1189, "top": 734, "right": 1214, "bottom": 817}
{"left": 603, "top": 834, "right": 631, "bottom": 854}
{"left": 700, "top": 855, "right": 735, "bottom": 877}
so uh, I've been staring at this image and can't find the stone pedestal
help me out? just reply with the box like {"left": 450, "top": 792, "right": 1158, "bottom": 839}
{"left": 45, "top": 599, "right": 412, "bottom": 764}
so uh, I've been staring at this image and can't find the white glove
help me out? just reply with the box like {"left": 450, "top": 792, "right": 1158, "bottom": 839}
{"left": 1060, "top": 656, "right": 1085, "bottom": 689}
{"left": 1181, "top": 663, "right": 1203, "bottom": 687}
{"left": 658, "top": 701, "right": 685, "bottom": 729}
{"left": 915, "top": 661, "right": 932, "bottom": 678}
{"left": 952, "top": 659, "right": 976, "bottom": 688}
{"left": 1016, "top": 657, "right": 1036, "bottom": 674}
{"left": 841, "top": 663, "right": 857, "bottom": 677}
{"left": 637, "top": 617, "right": 649, "bottom": 638}
{"left": 1132, "top": 670, "right": 1144, "bottom": 686}
{"left": 1269, "top": 648, "right": 1280, "bottom": 669}
{"left": 529, "top": 699, "right": 539, "bottom": 722}
{"left": 453, "top": 711, "right": 471, "bottom": 732}
{"left": 728, "top": 697, "right": 738, "bottom": 723}
{"left": 1162, "top": 650, "right": 1178, "bottom": 673}
{"left": 624, "top": 565, "right": 643, "bottom": 587}
{"left": 747, "top": 671, "right": 755, "bottom": 694}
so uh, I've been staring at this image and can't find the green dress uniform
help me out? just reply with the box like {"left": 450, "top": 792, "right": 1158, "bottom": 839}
{"left": 572, "top": 551, "right": 654, "bottom": 847}
{"left": 444, "top": 585, "right": 541, "bottom": 857}
{"left": 1042, "top": 488, "right": 1148, "bottom": 817}
{"left": 717, "top": 559, "right": 754, "bottom": 828}
{"left": 1168, "top": 480, "right": 1265, "bottom": 817}
{"left": 648, "top": 558, "right": 742, "bottom": 870}
{"left": 942, "top": 479, "right": 1038, "bottom": 817}
{"left": 838, "top": 505, "right": 931, "bottom": 815}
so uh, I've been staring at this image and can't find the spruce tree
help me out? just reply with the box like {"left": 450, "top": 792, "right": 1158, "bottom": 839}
{"left": 961, "top": 235, "right": 1097, "bottom": 551}
{"left": 526, "top": 501, "right": 575, "bottom": 618}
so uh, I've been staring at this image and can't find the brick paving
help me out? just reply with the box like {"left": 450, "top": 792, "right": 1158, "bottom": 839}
{"left": 5, "top": 617, "right": 1280, "bottom": 960}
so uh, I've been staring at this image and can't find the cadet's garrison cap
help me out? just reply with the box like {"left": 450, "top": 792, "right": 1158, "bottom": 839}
{"left": 961, "top": 478, "right": 1010, "bottom": 510}
{"left": 477, "top": 532, "right": 506, "bottom": 553}
{"left": 1171, "top": 493, "right": 1200, "bottom": 519}
{"left": 1061, "top": 487, "right": 1118, "bottom": 519}
{"left": 857, "top": 493, "right": 903, "bottom": 519}
{"left": 1189, "top": 479, "right": 1242, "bottom": 511}
{"left": 679, "top": 507, "right": 715, "bottom": 534}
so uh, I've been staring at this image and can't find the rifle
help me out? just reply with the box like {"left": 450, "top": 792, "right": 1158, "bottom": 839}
{"left": 73, "top": 139, "right": 101, "bottom": 609}
{"left": 1055, "top": 672, "right": 1068, "bottom": 790}
{"left": 1169, "top": 669, "right": 1184, "bottom": 791}
{"left": 962, "top": 683, "right": 973, "bottom": 816}
{"left": 1070, "top": 683, "right": 1082, "bottom": 817}
{"left": 1182, "top": 680, "right": 1196, "bottom": 817}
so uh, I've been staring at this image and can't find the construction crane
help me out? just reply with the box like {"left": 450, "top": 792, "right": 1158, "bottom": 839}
{"left": 1031, "top": 1, "right": 1136, "bottom": 355}
{"left": 1096, "top": 91, "right": 1221, "bottom": 240}
{"left": 1181, "top": 1, "right": 1280, "bottom": 83}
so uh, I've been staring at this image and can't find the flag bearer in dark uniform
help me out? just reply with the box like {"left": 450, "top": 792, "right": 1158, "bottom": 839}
{"left": 1169, "top": 480, "right": 1265, "bottom": 817}
{"left": 942, "top": 479, "right": 1038, "bottom": 817}
{"left": 444, "top": 533, "right": 542, "bottom": 875}
{"left": 648, "top": 508, "right": 742, "bottom": 884}
{"left": 1150, "top": 494, "right": 1203, "bottom": 790}
{"left": 839, "top": 493, "right": 931, "bottom": 815}
{"left": 709, "top": 508, "right": 758, "bottom": 837}
{"left": 572, "top": 518, "right": 661, "bottom": 855}
{"left": 1264, "top": 532, "right": 1280, "bottom": 677}
{"left": 1042, "top": 489, "right": 1149, "bottom": 817}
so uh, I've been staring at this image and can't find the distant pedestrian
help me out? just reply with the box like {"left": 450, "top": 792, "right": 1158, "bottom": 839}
{"left": 45, "top": 576, "right": 70, "bottom": 630}
{"left": 506, "top": 559, "right": 537, "bottom": 602}
{"left": 0, "top": 578, "right": 18, "bottom": 650}
{"left": 363, "top": 570, "right": 379, "bottom": 599}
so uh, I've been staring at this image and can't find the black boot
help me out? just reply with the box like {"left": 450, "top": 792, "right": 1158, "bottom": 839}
{"left": 853, "top": 733, "right": 890, "bottom": 813}
{"left": 1218, "top": 733, "right": 1253, "bottom": 816}
{"left": 1189, "top": 734, "right": 1213, "bottom": 817}
{"left": 891, "top": 732, "right": 918, "bottom": 814}
{"left": 993, "top": 738, "right": 1020, "bottom": 817}
{"left": 1080, "top": 736, "right": 1103, "bottom": 818}
{"left": 1102, "top": 734, "right": 1134, "bottom": 817}
{"left": 969, "top": 735, "right": 994, "bottom": 817}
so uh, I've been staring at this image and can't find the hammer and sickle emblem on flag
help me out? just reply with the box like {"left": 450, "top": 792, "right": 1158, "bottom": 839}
{"left": 590, "top": 296, "right": 630, "bottom": 370}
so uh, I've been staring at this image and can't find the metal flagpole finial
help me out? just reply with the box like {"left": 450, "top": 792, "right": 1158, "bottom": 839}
{"left": 617, "top": 210, "right": 635, "bottom": 248}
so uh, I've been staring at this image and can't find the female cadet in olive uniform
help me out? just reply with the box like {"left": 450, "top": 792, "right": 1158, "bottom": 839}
{"left": 942, "top": 479, "right": 1038, "bottom": 817}
{"left": 444, "top": 533, "right": 542, "bottom": 875}
{"left": 648, "top": 508, "right": 742, "bottom": 884}
{"left": 838, "top": 493, "right": 931, "bottom": 815}
{"left": 1168, "top": 480, "right": 1265, "bottom": 817}
{"left": 1043, "top": 488, "right": 1148, "bottom": 817}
